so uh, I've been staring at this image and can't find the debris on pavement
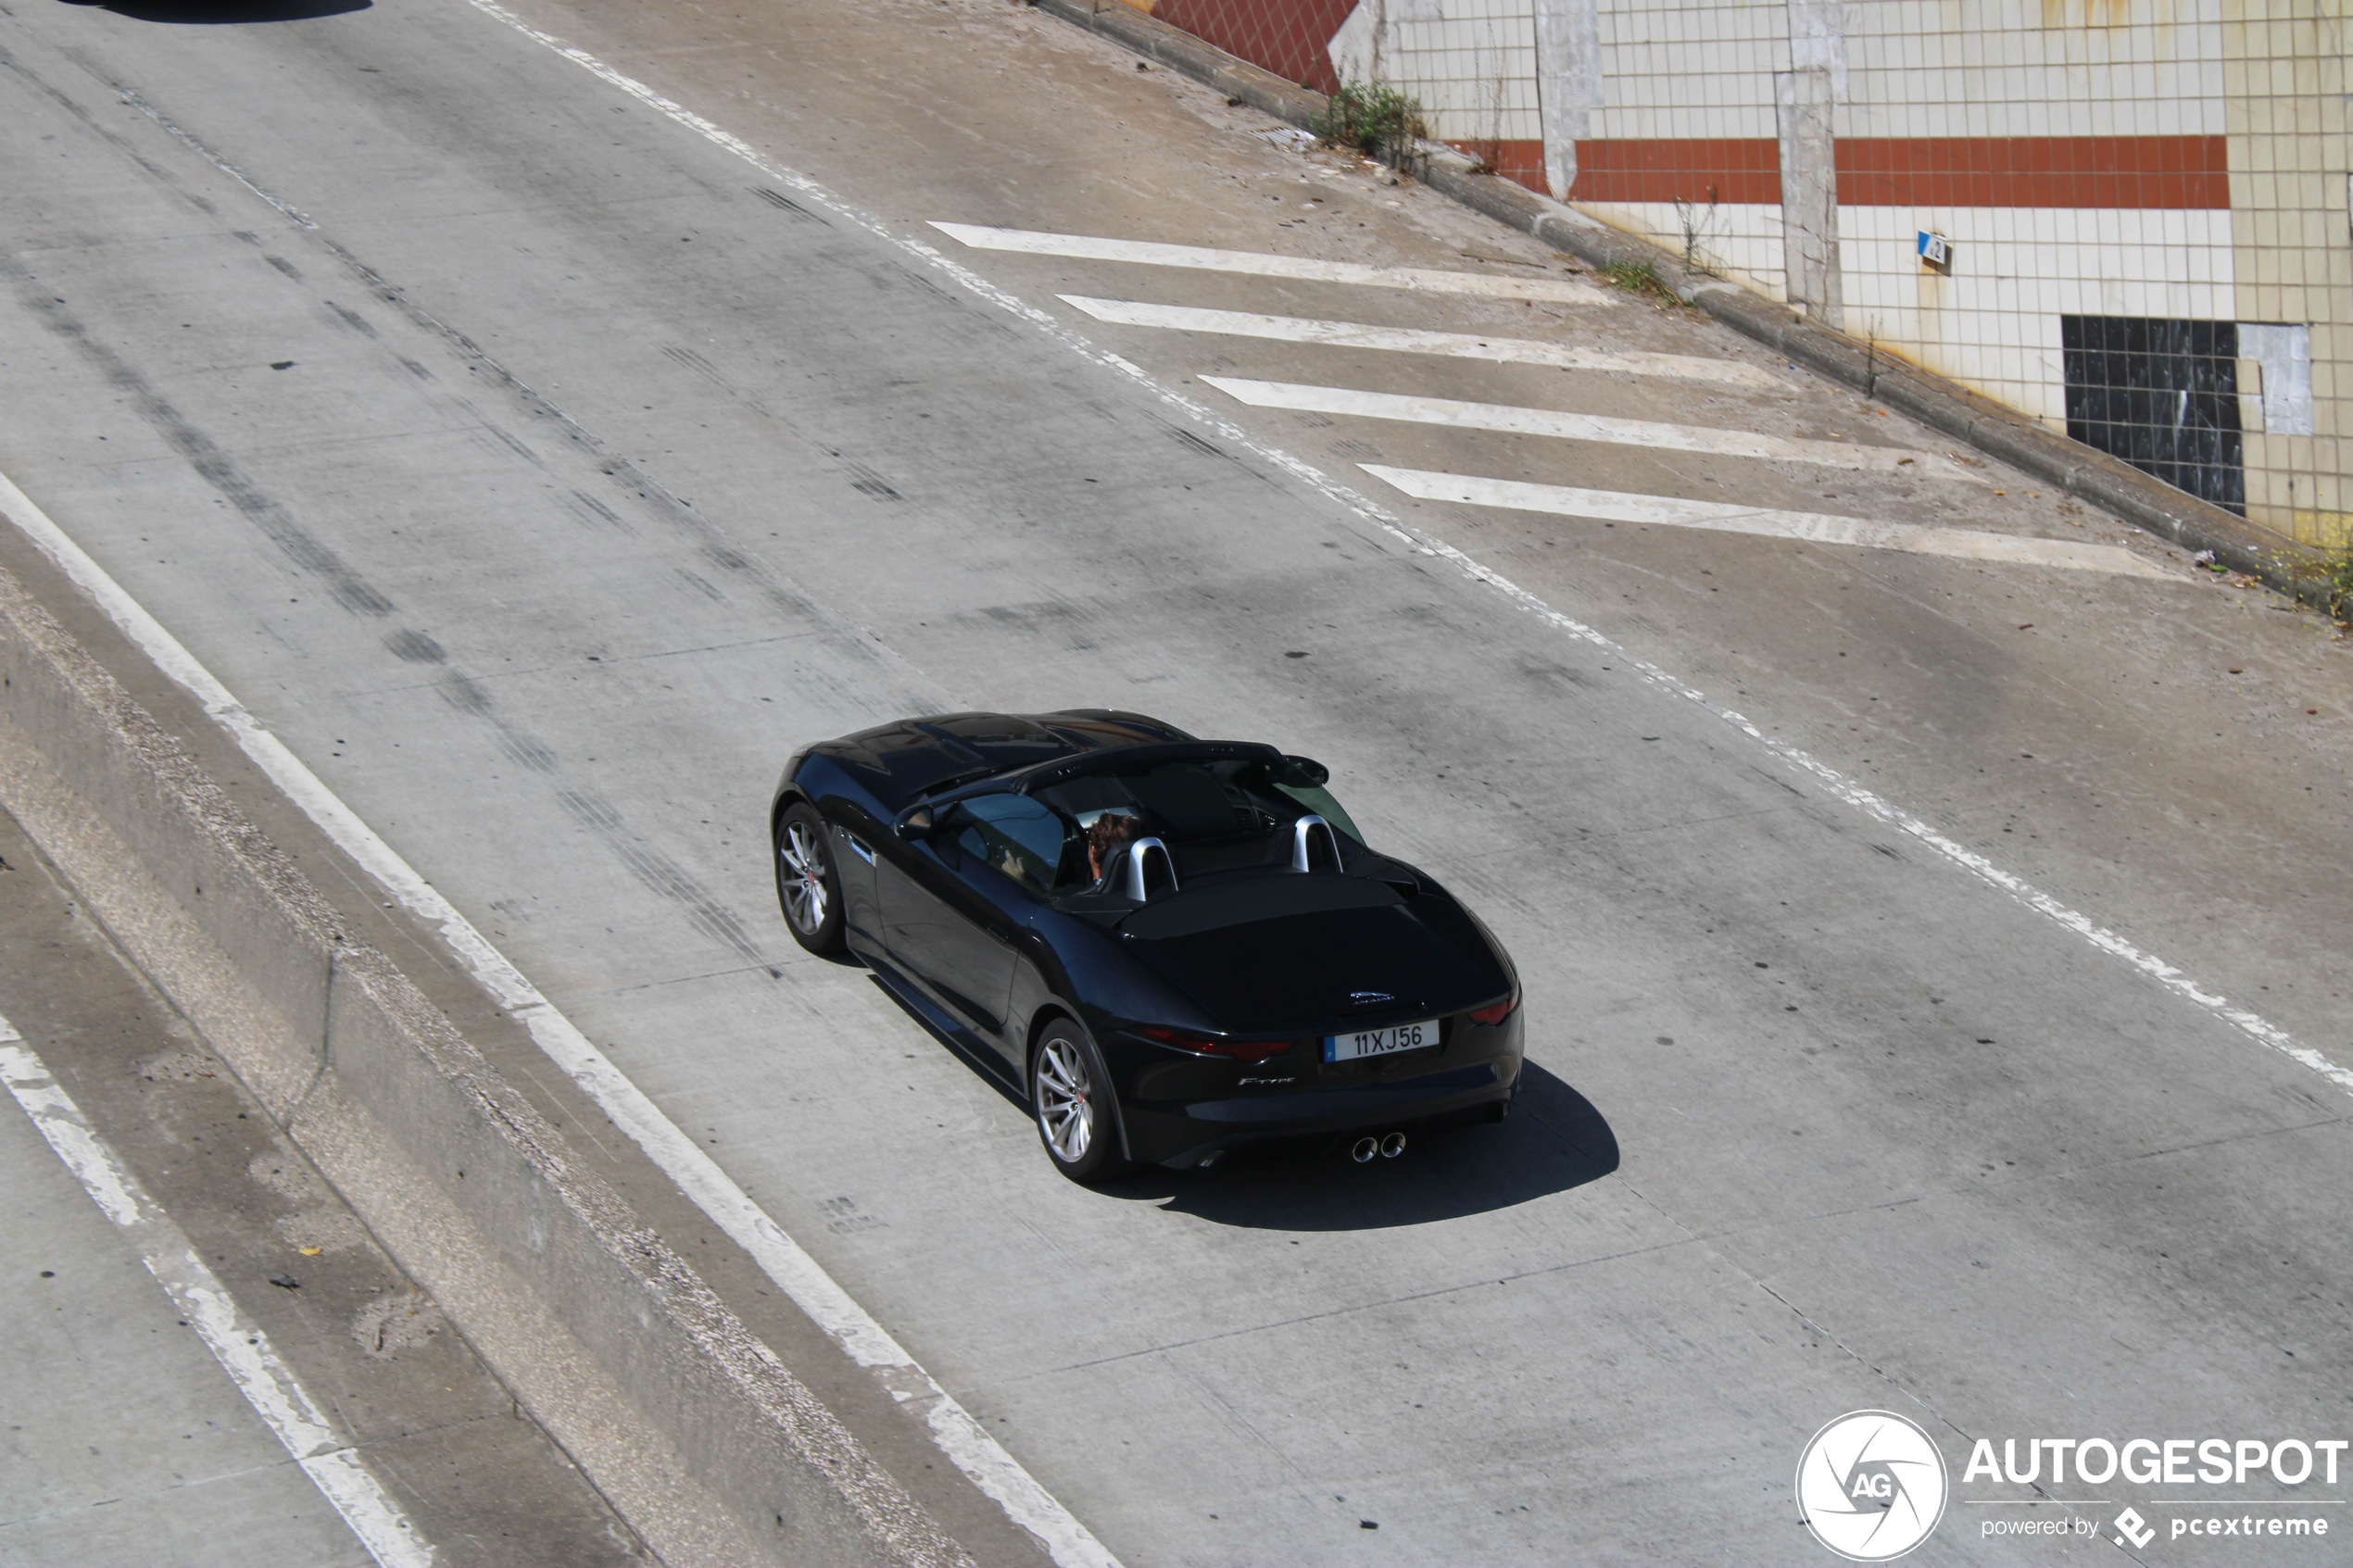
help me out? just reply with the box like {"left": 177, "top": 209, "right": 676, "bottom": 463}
{"left": 1251, "top": 126, "right": 1317, "bottom": 152}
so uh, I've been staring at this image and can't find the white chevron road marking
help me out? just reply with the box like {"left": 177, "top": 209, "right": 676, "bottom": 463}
{"left": 1361, "top": 465, "right": 2173, "bottom": 578}
{"left": 1207, "top": 377, "right": 1985, "bottom": 479}
{"left": 931, "top": 221, "right": 1604, "bottom": 303}
{"left": 1057, "top": 295, "right": 1780, "bottom": 387}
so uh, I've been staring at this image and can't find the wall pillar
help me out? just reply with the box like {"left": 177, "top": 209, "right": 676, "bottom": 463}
{"left": 1776, "top": 0, "right": 1844, "bottom": 325}
{"left": 1533, "top": 0, "right": 1601, "bottom": 202}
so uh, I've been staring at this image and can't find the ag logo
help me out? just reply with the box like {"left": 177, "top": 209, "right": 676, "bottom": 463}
{"left": 1796, "top": 1411, "right": 1949, "bottom": 1561}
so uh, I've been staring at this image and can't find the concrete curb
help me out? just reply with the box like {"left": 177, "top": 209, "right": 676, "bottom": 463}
{"left": 0, "top": 557, "right": 974, "bottom": 1568}
{"left": 1030, "top": 0, "right": 2337, "bottom": 612}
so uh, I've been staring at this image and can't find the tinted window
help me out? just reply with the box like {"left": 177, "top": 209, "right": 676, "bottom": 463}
{"left": 950, "top": 793, "right": 1075, "bottom": 892}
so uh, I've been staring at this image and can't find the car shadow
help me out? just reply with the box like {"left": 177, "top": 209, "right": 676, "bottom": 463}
{"left": 1102, "top": 1060, "right": 1619, "bottom": 1232}
{"left": 57, "top": 0, "right": 371, "bottom": 22}
{"left": 863, "top": 963, "right": 1619, "bottom": 1226}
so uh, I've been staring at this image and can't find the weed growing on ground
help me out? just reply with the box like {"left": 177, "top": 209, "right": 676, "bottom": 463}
{"left": 1315, "top": 81, "right": 1427, "bottom": 163}
{"left": 1601, "top": 259, "right": 1669, "bottom": 297}
{"left": 1670, "top": 192, "right": 1723, "bottom": 274}
{"left": 2291, "top": 540, "right": 2353, "bottom": 630}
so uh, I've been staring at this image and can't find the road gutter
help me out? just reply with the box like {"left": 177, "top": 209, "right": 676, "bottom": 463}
{"left": 1029, "top": 0, "right": 2334, "bottom": 610}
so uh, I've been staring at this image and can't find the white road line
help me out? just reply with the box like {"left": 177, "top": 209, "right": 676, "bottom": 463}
{"left": 931, "top": 220, "right": 1604, "bottom": 304}
{"left": 1206, "top": 377, "right": 1984, "bottom": 480}
{"left": 414, "top": 24, "right": 2337, "bottom": 1105}
{"left": 1363, "top": 466, "right": 2175, "bottom": 579}
{"left": 14, "top": 31, "right": 2334, "bottom": 1568}
{"left": 0, "top": 1023, "right": 434, "bottom": 1568}
{"left": 3, "top": 281, "right": 1118, "bottom": 1568}
{"left": 1058, "top": 295, "right": 1781, "bottom": 388}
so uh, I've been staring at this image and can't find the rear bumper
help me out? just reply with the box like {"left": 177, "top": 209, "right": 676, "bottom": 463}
{"left": 1117, "top": 1053, "right": 1521, "bottom": 1167}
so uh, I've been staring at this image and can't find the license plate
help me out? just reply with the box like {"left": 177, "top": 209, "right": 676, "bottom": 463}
{"left": 1325, "top": 1019, "right": 1439, "bottom": 1062}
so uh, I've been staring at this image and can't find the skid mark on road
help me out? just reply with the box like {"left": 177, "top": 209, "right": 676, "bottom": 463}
{"left": 1059, "top": 295, "right": 1780, "bottom": 387}
{"left": 1208, "top": 377, "right": 1984, "bottom": 479}
{"left": 1365, "top": 466, "right": 2172, "bottom": 578}
{"left": 422, "top": 11, "right": 2343, "bottom": 1118}
{"left": 932, "top": 220, "right": 1604, "bottom": 304}
{"left": 0, "top": 445, "right": 1113, "bottom": 1568}
{"left": 552, "top": 783, "right": 767, "bottom": 964}
{"left": 0, "top": 260, "right": 396, "bottom": 617}
{"left": 33, "top": 5, "right": 2335, "bottom": 1559}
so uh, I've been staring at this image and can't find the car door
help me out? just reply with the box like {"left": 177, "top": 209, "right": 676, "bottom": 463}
{"left": 877, "top": 793, "right": 1065, "bottom": 1056}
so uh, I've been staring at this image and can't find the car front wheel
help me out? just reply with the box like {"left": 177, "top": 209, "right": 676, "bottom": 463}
{"left": 1031, "top": 1025, "right": 1134, "bottom": 1184}
{"left": 774, "top": 804, "right": 845, "bottom": 955}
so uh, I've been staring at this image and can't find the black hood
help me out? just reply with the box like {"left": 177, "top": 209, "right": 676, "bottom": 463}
{"left": 1120, "top": 875, "right": 1511, "bottom": 1034}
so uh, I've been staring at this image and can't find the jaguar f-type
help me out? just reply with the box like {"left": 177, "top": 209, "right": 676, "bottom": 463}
{"left": 770, "top": 710, "right": 1522, "bottom": 1181}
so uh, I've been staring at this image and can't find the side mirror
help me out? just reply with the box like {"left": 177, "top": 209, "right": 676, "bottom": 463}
{"left": 895, "top": 806, "right": 934, "bottom": 842}
{"left": 1280, "top": 755, "right": 1329, "bottom": 786}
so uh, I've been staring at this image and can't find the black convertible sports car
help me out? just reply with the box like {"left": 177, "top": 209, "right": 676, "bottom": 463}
{"left": 770, "top": 710, "right": 1522, "bottom": 1182}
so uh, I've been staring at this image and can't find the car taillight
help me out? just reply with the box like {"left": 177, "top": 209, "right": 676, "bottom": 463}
{"left": 1139, "top": 1027, "right": 1290, "bottom": 1063}
{"left": 1468, "top": 992, "right": 1519, "bottom": 1027}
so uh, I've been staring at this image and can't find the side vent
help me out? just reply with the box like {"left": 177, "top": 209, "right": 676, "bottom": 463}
{"left": 1290, "top": 815, "right": 1342, "bottom": 872}
{"left": 1124, "top": 837, "right": 1180, "bottom": 901}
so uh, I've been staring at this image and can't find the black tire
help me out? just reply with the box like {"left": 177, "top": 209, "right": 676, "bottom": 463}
{"left": 1030, "top": 1022, "right": 1136, "bottom": 1184}
{"left": 774, "top": 803, "right": 845, "bottom": 955}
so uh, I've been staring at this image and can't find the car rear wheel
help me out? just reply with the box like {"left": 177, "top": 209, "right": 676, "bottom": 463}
{"left": 774, "top": 804, "right": 844, "bottom": 955}
{"left": 1031, "top": 1025, "right": 1134, "bottom": 1184}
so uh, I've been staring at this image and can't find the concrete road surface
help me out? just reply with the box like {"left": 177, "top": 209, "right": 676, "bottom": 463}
{"left": 0, "top": 0, "right": 2347, "bottom": 1561}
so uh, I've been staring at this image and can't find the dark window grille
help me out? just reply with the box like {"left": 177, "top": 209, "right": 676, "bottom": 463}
{"left": 2060, "top": 315, "right": 2244, "bottom": 514}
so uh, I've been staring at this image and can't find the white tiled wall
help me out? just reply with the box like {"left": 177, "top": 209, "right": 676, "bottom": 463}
{"left": 2226, "top": 1, "right": 2350, "bottom": 540}
{"left": 1315, "top": 0, "right": 2346, "bottom": 539}
{"left": 1330, "top": 0, "right": 1542, "bottom": 144}
{"left": 1843, "top": 206, "right": 2238, "bottom": 424}
{"left": 1393, "top": 7, "right": 1542, "bottom": 142}
{"left": 1574, "top": 199, "right": 1790, "bottom": 298}
{"left": 1588, "top": 0, "right": 1782, "bottom": 141}
{"left": 1842, "top": 0, "right": 2227, "bottom": 139}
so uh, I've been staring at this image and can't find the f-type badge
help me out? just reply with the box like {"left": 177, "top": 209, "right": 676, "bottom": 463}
{"left": 1349, "top": 991, "right": 1395, "bottom": 1007}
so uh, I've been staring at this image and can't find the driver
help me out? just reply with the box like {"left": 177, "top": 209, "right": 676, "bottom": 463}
{"left": 1084, "top": 811, "right": 1142, "bottom": 884}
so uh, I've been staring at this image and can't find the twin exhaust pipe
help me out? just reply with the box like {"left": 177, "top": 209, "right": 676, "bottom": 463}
{"left": 1350, "top": 1132, "right": 1408, "bottom": 1163}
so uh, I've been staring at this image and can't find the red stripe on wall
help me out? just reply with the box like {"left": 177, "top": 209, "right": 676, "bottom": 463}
{"left": 1113, "top": 0, "right": 2235, "bottom": 210}
{"left": 1444, "top": 140, "right": 1549, "bottom": 194}
{"left": 1150, "top": 0, "right": 1358, "bottom": 94}
{"left": 1567, "top": 139, "right": 1783, "bottom": 205}
{"left": 1560, "top": 135, "right": 2228, "bottom": 208}
{"left": 1836, "top": 136, "right": 2229, "bottom": 208}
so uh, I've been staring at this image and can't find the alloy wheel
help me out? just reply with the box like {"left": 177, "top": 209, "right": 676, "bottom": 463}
{"left": 1035, "top": 1036, "right": 1093, "bottom": 1163}
{"left": 779, "top": 820, "right": 829, "bottom": 935}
